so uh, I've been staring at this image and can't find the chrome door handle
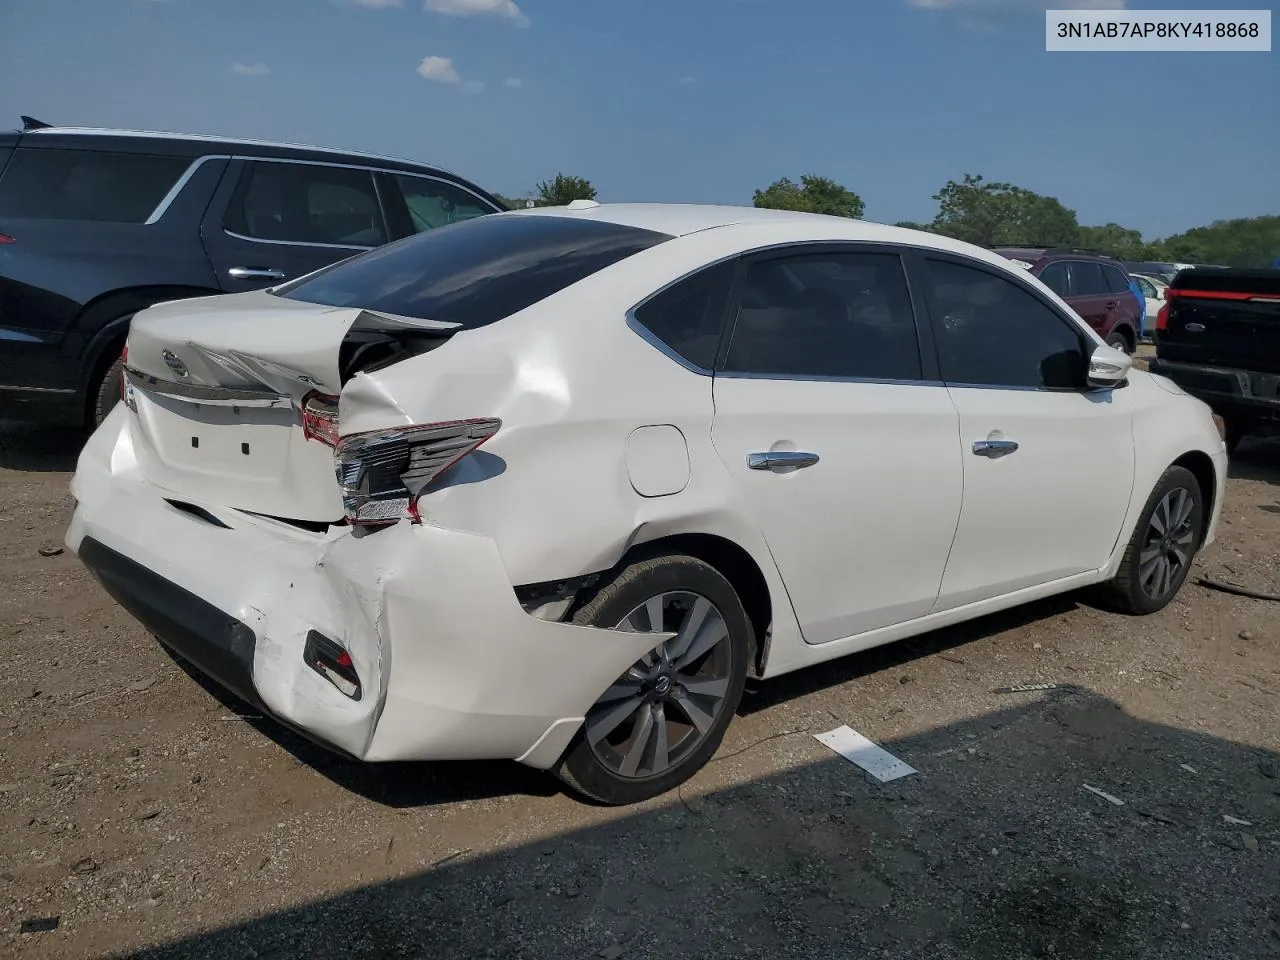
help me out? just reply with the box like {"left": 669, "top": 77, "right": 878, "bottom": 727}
{"left": 748, "top": 451, "right": 820, "bottom": 470}
{"left": 228, "top": 266, "right": 286, "bottom": 281}
{"left": 972, "top": 439, "right": 1019, "bottom": 458}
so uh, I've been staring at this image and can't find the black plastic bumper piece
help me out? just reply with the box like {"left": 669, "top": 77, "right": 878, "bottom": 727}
{"left": 1148, "top": 358, "right": 1280, "bottom": 428}
{"left": 77, "top": 537, "right": 264, "bottom": 710}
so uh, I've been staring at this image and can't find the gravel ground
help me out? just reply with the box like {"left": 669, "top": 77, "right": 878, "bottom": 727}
{"left": 1, "top": 411, "right": 1278, "bottom": 960}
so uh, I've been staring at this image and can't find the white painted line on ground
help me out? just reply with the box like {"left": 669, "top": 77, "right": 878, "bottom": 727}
{"left": 814, "top": 726, "right": 918, "bottom": 783}
{"left": 1083, "top": 783, "right": 1125, "bottom": 806}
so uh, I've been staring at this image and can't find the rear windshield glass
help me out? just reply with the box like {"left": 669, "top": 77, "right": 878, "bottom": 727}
{"left": 0, "top": 148, "right": 189, "bottom": 223}
{"left": 273, "top": 214, "right": 673, "bottom": 328}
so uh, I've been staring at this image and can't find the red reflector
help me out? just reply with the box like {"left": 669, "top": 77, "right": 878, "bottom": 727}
{"left": 1155, "top": 303, "right": 1169, "bottom": 331}
{"left": 0, "top": 233, "right": 14, "bottom": 244}
{"left": 335, "top": 650, "right": 353, "bottom": 668}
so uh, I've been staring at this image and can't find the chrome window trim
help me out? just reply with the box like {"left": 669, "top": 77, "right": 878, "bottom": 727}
{"left": 144, "top": 154, "right": 227, "bottom": 225}
{"left": 716, "top": 370, "right": 945, "bottom": 387}
{"left": 222, "top": 228, "right": 377, "bottom": 252}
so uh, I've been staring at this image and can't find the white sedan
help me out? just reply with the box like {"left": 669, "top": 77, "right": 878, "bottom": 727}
{"left": 66, "top": 203, "right": 1227, "bottom": 805}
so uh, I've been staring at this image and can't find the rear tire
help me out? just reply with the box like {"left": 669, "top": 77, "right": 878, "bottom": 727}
{"left": 1106, "top": 331, "right": 1133, "bottom": 354}
{"left": 91, "top": 355, "right": 126, "bottom": 428}
{"left": 1106, "top": 465, "right": 1204, "bottom": 615}
{"left": 554, "top": 552, "right": 750, "bottom": 805}
{"left": 1223, "top": 418, "right": 1246, "bottom": 456}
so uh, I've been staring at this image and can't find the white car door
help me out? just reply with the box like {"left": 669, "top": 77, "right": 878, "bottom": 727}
{"left": 710, "top": 246, "right": 963, "bottom": 645}
{"left": 915, "top": 253, "right": 1136, "bottom": 610}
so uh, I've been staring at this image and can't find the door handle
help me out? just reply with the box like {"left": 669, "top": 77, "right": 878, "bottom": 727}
{"left": 748, "top": 451, "right": 820, "bottom": 470}
{"left": 228, "top": 266, "right": 287, "bottom": 281}
{"left": 972, "top": 439, "right": 1019, "bottom": 458}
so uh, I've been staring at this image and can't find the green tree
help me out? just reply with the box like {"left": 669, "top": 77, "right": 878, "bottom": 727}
{"left": 1076, "top": 222, "right": 1148, "bottom": 260}
{"left": 929, "top": 173, "right": 1078, "bottom": 248}
{"left": 893, "top": 220, "right": 930, "bottom": 232}
{"left": 534, "top": 174, "right": 597, "bottom": 207}
{"left": 753, "top": 175, "right": 865, "bottom": 219}
{"left": 492, "top": 193, "right": 530, "bottom": 211}
{"left": 1147, "top": 216, "right": 1280, "bottom": 268}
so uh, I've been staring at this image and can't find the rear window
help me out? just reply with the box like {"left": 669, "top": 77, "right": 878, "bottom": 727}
{"left": 0, "top": 148, "right": 190, "bottom": 223}
{"left": 274, "top": 214, "right": 672, "bottom": 328}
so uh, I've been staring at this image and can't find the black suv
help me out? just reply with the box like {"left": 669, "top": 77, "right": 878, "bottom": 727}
{"left": 0, "top": 117, "right": 504, "bottom": 427}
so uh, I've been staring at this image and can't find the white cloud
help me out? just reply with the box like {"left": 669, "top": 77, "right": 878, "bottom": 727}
{"left": 416, "top": 55, "right": 484, "bottom": 93}
{"left": 230, "top": 62, "right": 270, "bottom": 77}
{"left": 908, "top": 0, "right": 1125, "bottom": 7}
{"left": 416, "top": 55, "right": 461, "bottom": 83}
{"left": 503, "top": 77, "right": 524, "bottom": 88}
{"left": 424, "top": 0, "right": 529, "bottom": 27}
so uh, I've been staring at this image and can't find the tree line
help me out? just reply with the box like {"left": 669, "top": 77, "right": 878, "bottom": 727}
{"left": 495, "top": 171, "right": 1279, "bottom": 269}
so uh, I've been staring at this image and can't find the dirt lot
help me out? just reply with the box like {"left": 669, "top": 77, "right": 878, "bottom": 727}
{"left": 2, "top": 411, "right": 1278, "bottom": 960}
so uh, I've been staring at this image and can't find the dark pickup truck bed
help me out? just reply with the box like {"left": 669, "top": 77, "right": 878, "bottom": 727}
{"left": 1149, "top": 267, "right": 1280, "bottom": 452}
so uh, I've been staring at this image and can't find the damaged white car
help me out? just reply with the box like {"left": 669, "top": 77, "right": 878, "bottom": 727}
{"left": 67, "top": 202, "right": 1227, "bottom": 804}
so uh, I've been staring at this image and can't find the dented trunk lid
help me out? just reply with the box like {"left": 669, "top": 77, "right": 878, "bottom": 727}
{"left": 123, "top": 290, "right": 456, "bottom": 522}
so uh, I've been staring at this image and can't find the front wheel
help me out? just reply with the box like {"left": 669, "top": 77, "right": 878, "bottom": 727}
{"left": 1106, "top": 465, "right": 1204, "bottom": 615}
{"left": 554, "top": 553, "right": 751, "bottom": 805}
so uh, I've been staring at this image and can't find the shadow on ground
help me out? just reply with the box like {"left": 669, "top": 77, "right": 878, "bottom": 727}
{"left": 116, "top": 686, "right": 1280, "bottom": 960}
{"left": 0, "top": 421, "right": 84, "bottom": 474}
{"left": 1230, "top": 436, "right": 1280, "bottom": 486}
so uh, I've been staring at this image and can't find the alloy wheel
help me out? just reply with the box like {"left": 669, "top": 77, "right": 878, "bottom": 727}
{"left": 1139, "top": 486, "right": 1196, "bottom": 600}
{"left": 584, "top": 592, "right": 734, "bottom": 780}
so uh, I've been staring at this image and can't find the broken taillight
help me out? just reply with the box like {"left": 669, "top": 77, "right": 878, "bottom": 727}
{"left": 333, "top": 418, "right": 501, "bottom": 526}
{"left": 300, "top": 391, "right": 341, "bottom": 447}
{"left": 303, "top": 630, "right": 362, "bottom": 700}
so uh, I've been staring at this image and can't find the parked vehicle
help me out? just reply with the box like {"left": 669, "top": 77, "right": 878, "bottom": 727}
{"left": 1150, "top": 267, "right": 1280, "bottom": 452}
{"left": 0, "top": 117, "right": 504, "bottom": 427}
{"left": 1131, "top": 272, "right": 1169, "bottom": 339}
{"left": 67, "top": 204, "right": 1227, "bottom": 805}
{"left": 993, "top": 247, "right": 1142, "bottom": 352}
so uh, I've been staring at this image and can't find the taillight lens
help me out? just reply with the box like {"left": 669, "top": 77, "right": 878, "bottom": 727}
{"left": 334, "top": 418, "right": 501, "bottom": 525}
{"left": 0, "top": 233, "right": 15, "bottom": 244}
{"left": 300, "top": 391, "right": 341, "bottom": 447}
{"left": 1155, "top": 302, "right": 1169, "bottom": 331}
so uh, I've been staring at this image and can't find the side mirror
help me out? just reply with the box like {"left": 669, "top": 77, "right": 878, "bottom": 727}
{"left": 1087, "top": 342, "right": 1132, "bottom": 389}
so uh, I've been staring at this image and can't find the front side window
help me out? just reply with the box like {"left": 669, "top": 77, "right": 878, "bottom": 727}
{"left": 0, "top": 148, "right": 189, "bottom": 223}
{"left": 224, "top": 161, "right": 386, "bottom": 247}
{"left": 632, "top": 261, "right": 735, "bottom": 370}
{"left": 275, "top": 213, "right": 671, "bottom": 330}
{"left": 1103, "top": 265, "right": 1131, "bottom": 294}
{"left": 722, "top": 251, "right": 923, "bottom": 380}
{"left": 924, "top": 257, "right": 1086, "bottom": 390}
{"left": 395, "top": 175, "right": 495, "bottom": 233}
{"left": 1134, "top": 276, "right": 1156, "bottom": 299}
{"left": 1069, "top": 261, "right": 1108, "bottom": 297}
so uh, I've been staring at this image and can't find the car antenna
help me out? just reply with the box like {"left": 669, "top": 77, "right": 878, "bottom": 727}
{"left": 21, "top": 115, "right": 53, "bottom": 131}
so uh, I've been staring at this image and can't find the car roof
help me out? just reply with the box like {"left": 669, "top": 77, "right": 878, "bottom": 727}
{"left": 508, "top": 202, "right": 1020, "bottom": 265}
{"left": 993, "top": 246, "right": 1122, "bottom": 265}
{"left": 13, "top": 124, "right": 471, "bottom": 181}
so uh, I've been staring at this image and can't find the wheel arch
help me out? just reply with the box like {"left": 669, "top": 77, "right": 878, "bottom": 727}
{"left": 617, "top": 532, "right": 773, "bottom": 680}
{"left": 1171, "top": 449, "right": 1217, "bottom": 543}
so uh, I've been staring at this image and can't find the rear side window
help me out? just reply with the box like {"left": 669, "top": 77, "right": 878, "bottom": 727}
{"left": 1069, "top": 261, "right": 1108, "bottom": 296}
{"left": 632, "top": 261, "right": 735, "bottom": 371}
{"left": 274, "top": 214, "right": 671, "bottom": 329}
{"left": 1038, "top": 262, "right": 1069, "bottom": 297}
{"left": 723, "top": 251, "right": 923, "bottom": 381}
{"left": 0, "top": 148, "right": 189, "bottom": 223}
{"left": 1103, "top": 265, "right": 1131, "bottom": 294}
{"left": 225, "top": 161, "right": 386, "bottom": 247}
{"left": 394, "top": 175, "right": 496, "bottom": 234}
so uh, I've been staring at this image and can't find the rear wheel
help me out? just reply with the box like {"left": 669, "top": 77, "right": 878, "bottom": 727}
{"left": 1106, "top": 465, "right": 1204, "bottom": 615}
{"left": 555, "top": 553, "right": 750, "bottom": 805}
{"left": 1106, "top": 331, "right": 1133, "bottom": 354}
{"left": 90, "top": 354, "right": 126, "bottom": 428}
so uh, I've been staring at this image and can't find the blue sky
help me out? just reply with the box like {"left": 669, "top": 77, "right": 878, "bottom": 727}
{"left": 1, "top": 0, "right": 1276, "bottom": 238}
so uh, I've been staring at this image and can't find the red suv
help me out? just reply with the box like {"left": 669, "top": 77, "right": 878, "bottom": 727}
{"left": 993, "top": 247, "right": 1143, "bottom": 353}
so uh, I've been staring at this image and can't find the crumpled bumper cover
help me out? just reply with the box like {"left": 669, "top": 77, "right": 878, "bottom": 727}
{"left": 65, "top": 410, "right": 659, "bottom": 768}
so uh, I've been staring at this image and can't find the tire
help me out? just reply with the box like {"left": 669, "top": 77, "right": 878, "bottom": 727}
{"left": 554, "top": 552, "right": 751, "bottom": 805}
{"left": 1106, "top": 331, "right": 1133, "bottom": 354}
{"left": 1106, "top": 465, "right": 1204, "bottom": 615}
{"left": 91, "top": 354, "right": 126, "bottom": 428}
